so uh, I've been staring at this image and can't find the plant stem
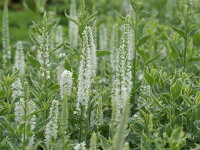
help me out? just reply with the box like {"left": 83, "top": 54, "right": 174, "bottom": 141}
{"left": 133, "top": 10, "right": 138, "bottom": 113}
{"left": 183, "top": 11, "right": 189, "bottom": 70}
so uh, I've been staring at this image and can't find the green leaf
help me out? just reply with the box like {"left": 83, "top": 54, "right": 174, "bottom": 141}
{"left": 47, "top": 18, "right": 60, "bottom": 34}
{"left": 49, "top": 42, "right": 64, "bottom": 54}
{"left": 96, "top": 50, "right": 111, "bottom": 57}
{"left": 143, "top": 69, "right": 154, "bottom": 87}
{"left": 130, "top": 0, "right": 138, "bottom": 12}
{"left": 64, "top": 59, "right": 72, "bottom": 71}
{"left": 100, "top": 135, "right": 112, "bottom": 150}
{"left": 189, "top": 57, "right": 200, "bottom": 62}
{"left": 136, "top": 35, "right": 151, "bottom": 48}
{"left": 194, "top": 120, "right": 200, "bottom": 129}
{"left": 85, "top": 10, "right": 99, "bottom": 24}
{"left": 172, "top": 26, "right": 185, "bottom": 39}
{"left": 26, "top": 123, "right": 32, "bottom": 137}
{"left": 169, "top": 39, "right": 179, "bottom": 59}
{"left": 78, "top": 23, "right": 86, "bottom": 39}
{"left": 170, "top": 79, "right": 183, "bottom": 100}
{"left": 27, "top": 55, "right": 41, "bottom": 70}
{"left": 169, "top": 127, "right": 186, "bottom": 150}
{"left": 0, "top": 116, "right": 16, "bottom": 136}
{"left": 33, "top": 118, "right": 51, "bottom": 133}
{"left": 138, "top": 17, "right": 152, "bottom": 39}
{"left": 18, "top": 124, "right": 24, "bottom": 136}
{"left": 64, "top": 10, "right": 79, "bottom": 25}
{"left": 23, "top": 0, "right": 37, "bottom": 12}
{"left": 195, "top": 94, "right": 200, "bottom": 105}
{"left": 144, "top": 53, "right": 161, "bottom": 66}
{"left": 6, "top": 138, "right": 20, "bottom": 150}
{"left": 189, "top": 28, "right": 199, "bottom": 37}
{"left": 29, "top": 26, "right": 40, "bottom": 49}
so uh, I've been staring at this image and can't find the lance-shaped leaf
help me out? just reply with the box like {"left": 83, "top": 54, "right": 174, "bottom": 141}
{"left": 64, "top": 10, "right": 79, "bottom": 25}
{"left": 136, "top": 35, "right": 151, "bottom": 49}
{"left": 170, "top": 79, "right": 183, "bottom": 100}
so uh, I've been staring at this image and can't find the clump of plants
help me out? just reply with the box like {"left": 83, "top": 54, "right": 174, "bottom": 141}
{"left": 1, "top": 0, "right": 200, "bottom": 149}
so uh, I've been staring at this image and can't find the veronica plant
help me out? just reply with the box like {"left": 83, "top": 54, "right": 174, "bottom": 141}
{"left": 2, "top": 0, "right": 11, "bottom": 66}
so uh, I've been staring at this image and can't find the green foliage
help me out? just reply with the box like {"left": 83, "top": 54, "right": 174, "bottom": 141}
{"left": 1, "top": 0, "right": 200, "bottom": 149}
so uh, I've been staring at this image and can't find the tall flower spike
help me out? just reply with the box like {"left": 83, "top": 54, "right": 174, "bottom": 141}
{"left": 122, "top": 16, "right": 132, "bottom": 96}
{"left": 77, "top": 29, "right": 91, "bottom": 114}
{"left": 61, "top": 91, "right": 69, "bottom": 134}
{"left": 113, "top": 46, "right": 126, "bottom": 120}
{"left": 38, "top": 12, "right": 51, "bottom": 79}
{"left": 12, "top": 77, "right": 23, "bottom": 101}
{"left": 89, "top": 133, "right": 97, "bottom": 150}
{"left": 15, "top": 41, "right": 25, "bottom": 75}
{"left": 14, "top": 82, "right": 36, "bottom": 148}
{"left": 48, "top": 12, "right": 55, "bottom": 50}
{"left": 99, "top": 24, "right": 107, "bottom": 50}
{"left": 12, "top": 77, "right": 23, "bottom": 123}
{"left": 60, "top": 70, "right": 73, "bottom": 99}
{"left": 112, "top": 99, "right": 130, "bottom": 150}
{"left": 45, "top": 100, "right": 59, "bottom": 147}
{"left": 56, "top": 25, "right": 65, "bottom": 56}
{"left": 110, "top": 24, "right": 119, "bottom": 81}
{"left": 86, "top": 26, "right": 97, "bottom": 79}
{"left": 112, "top": 16, "right": 132, "bottom": 120}
{"left": 69, "top": 0, "right": 78, "bottom": 47}
{"left": 2, "top": 0, "right": 11, "bottom": 63}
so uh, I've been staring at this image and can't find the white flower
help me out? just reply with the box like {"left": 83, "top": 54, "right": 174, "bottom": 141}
{"left": 110, "top": 24, "right": 119, "bottom": 78}
{"left": 99, "top": 24, "right": 107, "bottom": 50}
{"left": 12, "top": 77, "right": 23, "bottom": 100}
{"left": 112, "top": 16, "right": 132, "bottom": 120}
{"left": 2, "top": 0, "right": 11, "bottom": 62}
{"left": 15, "top": 41, "right": 25, "bottom": 75}
{"left": 85, "top": 26, "right": 97, "bottom": 79}
{"left": 69, "top": 0, "right": 78, "bottom": 47}
{"left": 60, "top": 70, "right": 73, "bottom": 98}
{"left": 56, "top": 25, "right": 65, "bottom": 57}
{"left": 77, "top": 27, "right": 95, "bottom": 114}
{"left": 74, "top": 142, "right": 87, "bottom": 150}
{"left": 14, "top": 98, "right": 24, "bottom": 124}
{"left": 45, "top": 100, "right": 59, "bottom": 146}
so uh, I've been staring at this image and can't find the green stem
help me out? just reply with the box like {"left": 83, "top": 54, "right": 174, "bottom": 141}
{"left": 79, "top": 106, "right": 83, "bottom": 142}
{"left": 183, "top": 11, "right": 189, "bottom": 70}
{"left": 133, "top": 10, "right": 138, "bottom": 113}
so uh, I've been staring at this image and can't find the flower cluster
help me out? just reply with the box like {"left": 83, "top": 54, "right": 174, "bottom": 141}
{"left": 60, "top": 70, "right": 73, "bottom": 98}
{"left": 99, "top": 24, "right": 107, "bottom": 50}
{"left": 69, "top": 0, "right": 78, "bottom": 47}
{"left": 74, "top": 142, "right": 86, "bottom": 150}
{"left": 77, "top": 26, "right": 96, "bottom": 114}
{"left": 45, "top": 100, "right": 59, "bottom": 146}
{"left": 38, "top": 13, "right": 51, "bottom": 79}
{"left": 15, "top": 41, "right": 25, "bottom": 75}
{"left": 112, "top": 16, "right": 132, "bottom": 120}
{"left": 2, "top": 0, "right": 11, "bottom": 63}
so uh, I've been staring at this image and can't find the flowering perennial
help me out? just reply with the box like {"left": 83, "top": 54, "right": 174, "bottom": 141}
{"left": 15, "top": 41, "right": 25, "bottom": 75}
{"left": 45, "top": 100, "right": 59, "bottom": 147}
{"left": 60, "top": 70, "right": 73, "bottom": 98}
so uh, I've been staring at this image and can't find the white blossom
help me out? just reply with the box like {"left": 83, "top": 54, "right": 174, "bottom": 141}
{"left": 99, "top": 24, "right": 107, "bottom": 50}
{"left": 15, "top": 41, "right": 25, "bottom": 75}
{"left": 45, "top": 100, "right": 59, "bottom": 146}
{"left": 77, "top": 29, "right": 92, "bottom": 114}
{"left": 74, "top": 142, "right": 87, "bottom": 150}
{"left": 60, "top": 70, "right": 73, "bottom": 98}
{"left": 86, "top": 26, "right": 97, "bottom": 78}
{"left": 2, "top": 0, "right": 11, "bottom": 62}
{"left": 69, "top": 0, "right": 78, "bottom": 47}
{"left": 112, "top": 16, "right": 132, "bottom": 120}
{"left": 12, "top": 77, "right": 23, "bottom": 101}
